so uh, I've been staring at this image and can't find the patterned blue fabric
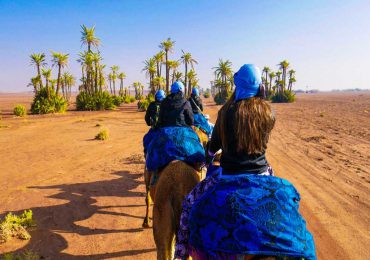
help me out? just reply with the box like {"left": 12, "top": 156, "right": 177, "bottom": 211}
{"left": 188, "top": 174, "right": 316, "bottom": 259}
{"left": 143, "top": 128, "right": 158, "bottom": 154}
{"left": 146, "top": 126, "right": 206, "bottom": 172}
{"left": 193, "top": 113, "right": 212, "bottom": 135}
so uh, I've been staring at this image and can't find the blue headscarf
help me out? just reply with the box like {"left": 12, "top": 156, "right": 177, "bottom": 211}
{"left": 192, "top": 87, "right": 200, "bottom": 96}
{"left": 171, "top": 81, "right": 185, "bottom": 94}
{"left": 155, "top": 89, "right": 166, "bottom": 101}
{"left": 234, "top": 64, "right": 262, "bottom": 101}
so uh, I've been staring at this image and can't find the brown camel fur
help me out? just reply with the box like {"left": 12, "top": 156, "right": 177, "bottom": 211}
{"left": 152, "top": 160, "right": 202, "bottom": 260}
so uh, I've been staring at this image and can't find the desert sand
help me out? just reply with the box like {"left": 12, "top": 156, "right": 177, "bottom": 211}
{"left": 0, "top": 92, "right": 369, "bottom": 259}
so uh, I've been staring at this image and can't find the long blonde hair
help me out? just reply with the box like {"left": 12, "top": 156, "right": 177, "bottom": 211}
{"left": 218, "top": 93, "right": 275, "bottom": 154}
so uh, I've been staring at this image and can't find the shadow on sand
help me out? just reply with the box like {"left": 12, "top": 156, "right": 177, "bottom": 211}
{"left": 2, "top": 166, "right": 155, "bottom": 259}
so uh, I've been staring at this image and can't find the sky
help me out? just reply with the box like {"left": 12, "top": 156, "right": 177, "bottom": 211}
{"left": 0, "top": 0, "right": 369, "bottom": 92}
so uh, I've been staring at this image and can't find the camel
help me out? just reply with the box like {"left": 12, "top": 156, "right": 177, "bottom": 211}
{"left": 141, "top": 127, "right": 208, "bottom": 260}
{"left": 142, "top": 127, "right": 208, "bottom": 229}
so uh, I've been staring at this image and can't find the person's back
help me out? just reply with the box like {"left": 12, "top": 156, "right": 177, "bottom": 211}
{"left": 188, "top": 87, "right": 203, "bottom": 114}
{"left": 145, "top": 90, "right": 165, "bottom": 129}
{"left": 145, "top": 100, "right": 161, "bottom": 128}
{"left": 158, "top": 82, "right": 194, "bottom": 127}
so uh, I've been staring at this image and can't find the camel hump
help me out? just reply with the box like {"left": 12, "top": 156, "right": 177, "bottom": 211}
{"left": 155, "top": 160, "right": 201, "bottom": 200}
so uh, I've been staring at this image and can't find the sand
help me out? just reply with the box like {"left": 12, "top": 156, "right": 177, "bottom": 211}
{"left": 0, "top": 92, "right": 369, "bottom": 259}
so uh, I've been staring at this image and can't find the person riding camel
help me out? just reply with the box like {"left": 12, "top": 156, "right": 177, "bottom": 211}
{"left": 158, "top": 81, "right": 194, "bottom": 127}
{"left": 175, "top": 64, "right": 316, "bottom": 260}
{"left": 145, "top": 89, "right": 166, "bottom": 128}
{"left": 188, "top": 87, "right": 203, "bottom": 114}
{"left": 143, "top": 90, "right": 166, "bottom": 155}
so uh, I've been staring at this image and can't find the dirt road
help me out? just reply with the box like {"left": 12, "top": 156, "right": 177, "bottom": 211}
{"left": 0, "top": 92, "right": 369, "bottom": 259}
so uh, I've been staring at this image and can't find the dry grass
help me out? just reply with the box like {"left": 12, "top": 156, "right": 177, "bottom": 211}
{"left": 95, "top": 128, "right": 109, "bottom": 140}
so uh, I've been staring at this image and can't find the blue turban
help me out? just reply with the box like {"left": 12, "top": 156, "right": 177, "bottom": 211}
{"left": 192, "top": 87, "right": 200, "bottom": 96}
{"left": 234, "top": 64, "right": 262, "bottom": 101}
{"left": 171, "top": 81, "right": 185, "bottom": 94}
{"left": 155, "top": 89, "right": 166, "bottom": 101}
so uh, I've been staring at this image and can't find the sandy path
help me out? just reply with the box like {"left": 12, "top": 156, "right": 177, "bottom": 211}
{"left": 0, "top": 92, "right": 369, "bottom": 259}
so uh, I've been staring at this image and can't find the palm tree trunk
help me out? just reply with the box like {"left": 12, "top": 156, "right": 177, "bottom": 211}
{"left": 37, "top": 66, "right": 43, "bottom": 89}
{"left": 56, "top": 65, "right": 61, "bottom": 94}
{"left": 165, "top": 51, "right": 169, "bottom": 93}
{"left": 184, "top": 63, "right": 188, "bottom": 96}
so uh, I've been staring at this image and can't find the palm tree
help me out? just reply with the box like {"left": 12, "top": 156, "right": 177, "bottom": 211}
{"left": 288, "top": 77, "right": 296, "bottom": 92}
{"left": 110, "top": 65, "right": 119, "bottom": 95}
{"left": 118, "top": 72, "right": 126, "bottom": 96}
{"left": 91, "top": 52, "right": 102, "bottom": 92}
{"left": 159, "top": 37, "right": 175, "bottom": 93}
{"left": 142, "top": 58, "right": 157, "bottom": 94}
{"left": 51, "top": 51, "right": 69, "bottom": 95}
{"left": 108, "top": 73, "right": 113, "bottom": 94}
{"left": 168, "top": 60, "right": 181, "bottom": 85}
{"left": 213, "top": 59, "right": 233, "bottom": 94}
{"left": 173, "top": 71, "right": 183, "bottom": 82}
{"left": 278, "top": 60, "right": 290, "bottom": 90}
{"left": 98, "top": 64, "right": 106, "bottom": 91}
{"left": 30, "top": 53, "right": 46, "bottom": 89}
{"left": 153, "top": 51, "right": 165, "bottom": 78}
{"left": 288, "top": 69, "right": 296, "bottom": 91}
{"left": 41, "top": 68, "right": 52, "bottom": 88}
{"left": 262, "top": 67, "right": 270, "bottom": 98}
{"left": 268, "top": 71, "right": 276, "bottom": 94}
{"left": 181, "top": 51, "right": 198, "bottom": 95}
{"left": 153, "top": 76, "right": 165, "bottom": 91}
{"left": 80, "top": 25, "right": 101, "bottom": 52}
{"left": 28, "top": 76, "right": 41, "bottom": 92}
{"left": 187, "top": 69, "right": 197, "bottom": 96}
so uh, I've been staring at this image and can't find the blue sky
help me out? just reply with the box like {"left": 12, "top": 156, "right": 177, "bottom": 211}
{"left": 0, "top": 0, "right": 369, "bottom": 92}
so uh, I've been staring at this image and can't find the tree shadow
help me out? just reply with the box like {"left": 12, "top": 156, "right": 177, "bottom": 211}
{"left": 2, "top": 168, "right": 155, "bottom": 259}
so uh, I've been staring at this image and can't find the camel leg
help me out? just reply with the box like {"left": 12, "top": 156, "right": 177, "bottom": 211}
{"left": 142, "top": 169, "right": 152, "bottom": 228}
{"left": 153, "top": 200, "right": 174, "bottom": 260}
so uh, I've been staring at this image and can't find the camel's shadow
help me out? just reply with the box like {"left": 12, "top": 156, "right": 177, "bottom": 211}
{"left": 2, "top": 167, "right": 155, "bottom": 259}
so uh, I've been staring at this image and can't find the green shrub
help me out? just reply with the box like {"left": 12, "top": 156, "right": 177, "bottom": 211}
{"left": 2, "top": 250, "right": 39, "bottom": 260}
{"left": 214, "top": 91, "right": 231, "bottom": 105}
{"left": 0, "top": 210, "right": 35, "bottom": 243}
{"left": 13, "top": 105, "right": 27, "bottom": 117}
{"left": 129, "top": 96, "right": 136, "bottom": 103}
{"left": 137, "top": 99, "right": 150, "bottom": 111}
{"left": 31, "top": 87, "right": 67, "bottom": 114}
{"left": 137, "top": 94, "right": 155, "bottom": 111}
{"left": 76, "top": 91, "right": 116, "bottom": 111}
{"left": 95, "top": 128, "right": 109, "bottom": 140}
{"left": 203, "top": 92, "right": 211, "bottom": 98}
{"left": 271, "top": 90, "right": 296, "bottom": 103}
{"left": 112, "top": 95, "right": 124, "bottom": 106}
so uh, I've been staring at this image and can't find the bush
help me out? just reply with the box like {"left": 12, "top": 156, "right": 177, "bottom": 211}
{"left": 214, "top": 91, "right": 231, "bottom": 105}
{"left": 76, "top": 91, "right": 116, "bottom": 111}
{"left": 0, "top": 210, "right": 35, "bottom": 243}
{"left": 13, "top": 105, "right": 27, "bottom": 117}
{"left": 129, "top": 96, "right": 136, "bottom": 103}
{"left": 203, "top": 92, "right": 211, "bottom": 98}
{"left": 95, "top": 128, "right": 109, "bottom": 140}
{"left": 112, "top": 95, "right": 124, "bottom": 106}
{"left": 137, "top": 99, "right": 150, "bottom": 111}
{"left": 271, "top": 90, "right": 296, "bottom": 103}
{"left": 137, "top": 94, "right": 155, "bottom": 111}
{"left": 31, "top": 87, "right": 67, "bottom": 114}
{"left": 2, "top": 251, "right": 39, "bottom": 260}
